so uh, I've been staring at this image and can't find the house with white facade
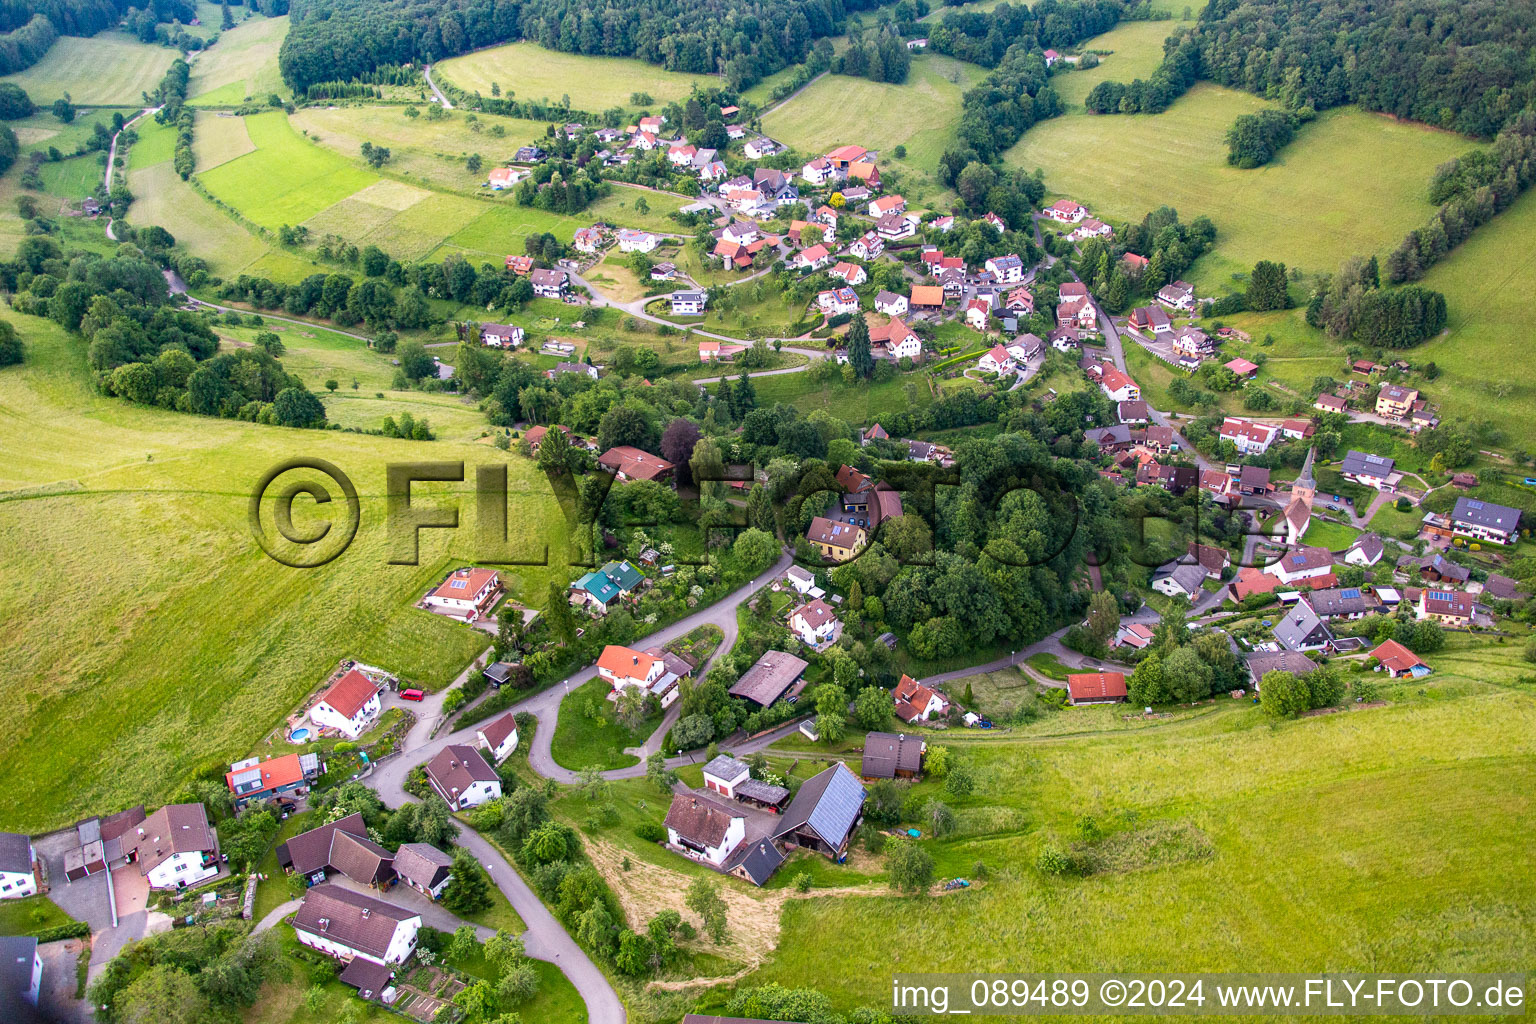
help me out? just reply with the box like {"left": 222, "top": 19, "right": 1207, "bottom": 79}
{"left": 977, "top": 344, "right": 1015, "bottom": 375}
{"left": 984, "top": 254, "right": 1025, "bottom": 283}
{"left": 0, "top": 935, "right": 41, "bottom": 1009}
{"left": 0, "top": 834, "right": 37, "bottom": 899}
{"left": 617, "top": 229, "right": 659, "bottom": 253}
{"left": 663, "top": 794, "right": 746, "bottom": 868}
{"left": 789, "top": 598, "right": 840, "bottom": 646}
{"left": 292, "top": 884, "right": 422, "bottom": 966}
{"left": 125, "top": 804, "right": 219, "bottom": 889}
{"left": 478, "top": 322, "right": 524, "bottom": 348}
{"left": 1044, "top": 199, "right": 1087, "bottom": 223}
{"left": 817, "top": 287, "right": 860, "bottom": 317}
{"left": 310, "top": 668, "right": 384, "bottom": 740}
{"left": 424, "top": 745, "right": 502, "bottom": 810}
{"left": 390, "top": 844, "right": 454, "bottom": 901}
{"left": 701, "top": 755, "right": 751, "bottom": 799}
{"left": 476, "top": 713, "right": 520, "bottom": 763}
{"left": 1264, "top": 546, "right": 1336, "bottom": 585}
{"left": 424, "top": 566, "right": 503, "bottom": 621}
{"left": 785, "top": 564, "right": 819, "bottom": 596}
{"left": 1219, "top": 417, "right": 1280, "bottom": 455}
{"left": 1097, "top": 363, "right": 1141, "bottom": 402}
{"left": 874, "top": 290, "right": 908, "bottom": 316}
{"left": 597, "top": 644, "right": 665, "bottom": 692}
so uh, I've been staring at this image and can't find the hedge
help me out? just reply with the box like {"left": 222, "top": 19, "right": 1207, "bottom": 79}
{"left": 35, "top": 921, "right": 90, "bottom": 942}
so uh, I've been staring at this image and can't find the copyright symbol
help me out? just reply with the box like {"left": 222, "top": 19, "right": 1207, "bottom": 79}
{"left": 1101, "top": 980, "right": 1126, "bottom": 1007}
{"left": 248, "top": 457, "right": 360, "bottom": 568}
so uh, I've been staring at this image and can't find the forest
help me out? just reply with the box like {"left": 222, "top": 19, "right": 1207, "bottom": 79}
{"left": 277, "top": 0, "right": 888, "bottom": 95}
{"left": 927, "top": 0, "right": 1124, "bottom": 69}
{"left": 1088, "top": 0, "right": 1536, "bottom": 137}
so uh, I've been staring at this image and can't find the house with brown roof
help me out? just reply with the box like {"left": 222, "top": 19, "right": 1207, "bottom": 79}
{"left": 1416, "top": 589, "right": 1473, "bottom": 627}
{"left": 476, "top": 713, "right": 520, "bottom": 763}
{"left": 424, "top": 745, "right": 503, "bottom": 810}
{"left": 807, "top": 516, "right": 865, "bottom": 562}
{"left": 310, "top": 668, "right": 384, "bottom": 739}
{"left": 1066, "top": 672, "right": 1127, "bottom": 705}
{"left": 1313, "top": 393, "right": 1349, "bottom": 414}
{"left": 789, "top": 598, "right": 840, "bottom": 647}
{"left": 424, "top": 567, "right": 503, "bottom": 621}
{"left": 292, "top": 884, "right": 422, "bottom": 966}
{"left": 664, "top": 793, "right": 746, "bottom": 867}
{"left": 729, "top": 651, "right": 808, "bottom": 708}
{"left": 598, "top": 446, "right": 676, "bottom": 482}
{"left": 861, "top": 732, "right": 925, "bottom": 779}
{"left": 1244, "top": 650, "right": 1317, "bottom": 689}
{"left": 124, "top": 804, "right": 219, "bottom": 889}
{"left": 892, "top": 674, "right": 950, "bottom": 723}
{"left": 277, "top": 812, "right": 394, "bottom": 888}
{"left": 529, "top": 268, "right": 568, "bottom": 299}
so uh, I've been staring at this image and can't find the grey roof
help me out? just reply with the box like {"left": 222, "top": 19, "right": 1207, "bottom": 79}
{"left": 728, "top": 650, "right": 808, "bottom": 706}
{"left": 0, "top": 833, "right": 32, "bottom": 875}
{"left": 1348, "top": 533, "right": 1384, "bottom": 563}
{"left": 736, "top": 778, "right": 789, "bottom": 805}
{"left": 1305, "top": 586, "right": 1377, "bottom": 618}
{"left": 726, "top": 840, "right": 785, "bottom": 886}
{"left": 0, "top": 935, "right": 37, "bottom": 1004}
{"left": 776, "top": 762, "right": 866, "bottom": 849}
{"left": 339, "top": 956, "right": 394, "bottom": 999}
{"left": 1452, "top": 497, "right": 1521, "bottom": 532}
{"left": 1397, "top": 552, "right": 1471, "bottom": 582}
{"left": 702, "top": 754, "right": 751, "bottom": 781}
{"left": 1245, "top": 650, "right": 1318, "bottom": 684}
{"left": 391, "top": 843, "right": 453, "bottom": 891}
{"left": 1339, "top": 450, "right": 1395, "bottom": 477}
{"left": 861, "top": 732, "right": 923, "bottom": 779}
{"left": 1483, "top": 573, "right": 1529, "bottom": 601}
{"left": 1273, "top": 601, "right": 1333, "bottom": 651}
{"left": 1153, "top": 562, "right": 1207, "bottom": 597}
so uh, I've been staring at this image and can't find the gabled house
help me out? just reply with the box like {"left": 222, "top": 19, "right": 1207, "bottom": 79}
{"left": 1128, "top": 306, "right": 1172, "bottom": 334}
{"left": 1339, "top": 451, "right": 1397, "bottom": 490}
{"left": 875, "top": 212, "right": 915, "bottom": 241}
{"left": 478, "top": 322, "right": 524, "bottom": 349}
{"left": 1272, "top": 601, "right": 1334, "bottom": 653}
{"left": 868, "top": 194, "right": 906, "bottom": 218}
{"left": 1005, "top": 287, "right": 1035, "bottom": 314}
{"left": 225, "top": 752, "right": 321, "bottom": 808}
{"left": 292, "top": 884, "right": 421, "bottom": 966}
{"left": 1156, "top": 281, "right": 1195, "bottom": 310}
{"left": 816, "top": 287, "right": 860, "bottom": 317}
{"left": 424, "top": 745, "right": 502, "bottom": 810}
{"left": 832, "top": 261, "right": 867, "bottom": 286}
{"left": 1450, "top": 497, "right": 1521, "bottom": 545}
{"left": 977, "top": 344, "right": 1016, "bottom": 375}
{"left": 892, "top": 674, "right": 950, "bottom": 723}
{"left": 1066, "top": 672, "right": 1127, "bottom": 705}
{"left": 0, "top": 835, "right": 36, "bottom": 900}
{"left": 1370, "top": 639, "right": 1431, "bottom": 678}
{"left": 476, "top": 713, "right": 520, "bottom": 763}
{"left": 1044, "top": 199, "right": 1087, "bottom": 223}
{"left": 795, "top": 243, "right": 832, "bottom": 272}
{"left": 125, "top": 804, "right": 219, "bottom": 889}
{"left": 276, "top": 812, "right": 393, "bottom": 889}
{"left": 728, "top": 650, "right": 808, "bottom": 708}
{"left": 617, "top": 228, "right": 659, "bottom": 253}
{"left": 807, "top": 516, "right": 865, "bottom": 562}
{"left": 597, "top": 644, "right": 664, "bottom": 693}
{"left": 424, "top": 567, "right": 503, "bottom": 623}
{"left": 789, "top": 598, "right": 840, "bottom": 646}
{"left": 909, "top": 284, "right": 944, "bottom": 310}
{"left": 1345, "top": 533, "right": 1385, "bottom": 567}
{"left": 672, "top": 290, "right": 708, "bottom": 316}
{"left": 1069, "top": 218, "right": 1112, "bottom": 241}
{"left": 744, "top": 136, "right": 782, "bottom": 160}
{"left": 984, "top": 254, "right": 1025, "bottom": 283}
{"left": 1114, "top": 621, "right": 1155, "bottom": 649}
{"left": 1097, "top": 363, "right": 1141, "bottom": 402}
{"left": 598, "top": 446, "right": 675, "bottom": 482}
{"left": 664, "top": 794, "right": 746, "bottom": 868}
{"left": 874, "top": 290, "right": 908, "bottom": 316}
{"left": 1417, "top": 589, "right": 1473, "bottom": 627}
{"left": 965, "top": 298, "right": 991, "bottom": 330}
{"left": 1314, "top": 393, "right": 1349, "bottom": 414}
{"left": 311, "top": 668, "right": 385, "bottom": 739}
{"left": 529, "top": 269, "right": 568, "bottom": 299}
{"left": 1219, "top": 417, "right": 1279, "bottom": 454}
{"left": 569, "top": 559, "right": 646, "bottom": 614}
{"left": 1151, "top": 561, "right": 1208, "bottom": 600}
{"left": 1264, "top": 545, "right": 1335, "bottom": 584}
{"left": 772, "top": 763, "right": 866, "bottom": 860}
{"left": 870, "top": 316, "right": 923, "bottom": 360}
{"left": 392, "top": 843, "right": 454, "bottom": 900}
{"left": 1245, "top": 650, "right": 1317, "bottom": 689}
{"left": 861, "top": 732, "right": 925, "bottom": 779}
{"left": 1375, "top": 383, "right": 1419, "bottom": 419}
{"left": 847, "top": 230, "right": 884, "bottom": 261}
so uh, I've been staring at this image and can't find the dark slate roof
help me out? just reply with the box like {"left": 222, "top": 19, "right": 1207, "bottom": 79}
{"left": 736, "top": 779, "right": 789, "bottom": 805}
{"left": 339, "top": 957, "right": 394, "bottom": 1000}
{"left": 0, "top": 935, "right": 37, "bottom": 1005}
{"left": 861, "top": 733, "right": 923, "bottom": 778}
{"left": 776, "top": 763, "right": 866, "bottom": 848}
{"left": 292, "top": 884, "right": 416, "bottom": 959}
{"left": 726, "top": 840, "right": 785, "bottom": 887}
{"left": 728, "top": 650, "right": 808, "bottom": 706}
{"left": 391, "top": 843, "right": 453, "bottom": 892}
{"left": 1452, "top": 497, "right": 1521, "bottom": 532}
{"left": 0, "top": 833, "right": 32, "bottom": 875}
{"left": 1273, "top": 601, "right": 1333, "bottom": 651}
{"left": 702, "top": 754, "right": 751, "bottom": 781}
{"left": 1339, "top": 450, "right": 1395, "bottom": 477}
{"left": 1246, "top": 650, "right": 1317, "bottom": 683}
{"left": 1153, "top": 562, "right": 1207, "bottom": 597}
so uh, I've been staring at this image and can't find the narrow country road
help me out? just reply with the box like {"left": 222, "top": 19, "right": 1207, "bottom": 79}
{"left": 423, "top": 65, "right": 453, "bottom": 109}
{"left": 103, "top": 106, "right": 159, "bottom": 242}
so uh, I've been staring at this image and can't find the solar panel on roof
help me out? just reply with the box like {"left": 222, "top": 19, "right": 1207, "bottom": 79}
{"left": 805, "top": 765, "right": 866, "bottom": 847}
{"left": 1341, "top": 588, "right": 1360, "bottom": 599}
{"left": 1469, "top": 500, "right": 1483, "bottom": 509}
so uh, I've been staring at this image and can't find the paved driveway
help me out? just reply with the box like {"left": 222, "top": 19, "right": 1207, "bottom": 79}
{"left": 37, "top": 938, "right": 90, "bottom": 1024}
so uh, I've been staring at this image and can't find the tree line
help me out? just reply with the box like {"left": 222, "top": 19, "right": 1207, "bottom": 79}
{"left": 927, "top": 0, "right": 1123, "bottom": 69}
{"left": 277, "top": 0, "right": 889, "bottom": 95}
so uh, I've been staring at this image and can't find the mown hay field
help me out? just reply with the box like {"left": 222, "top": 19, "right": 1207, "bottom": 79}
{"left": 187, "top": 12, "right": 291, "bottom": 106}
{"left": 0, "top": 32, "right": 176, "bottom": 104}
{"left": 435, "top": 41, "right": 713, "bottom": 113}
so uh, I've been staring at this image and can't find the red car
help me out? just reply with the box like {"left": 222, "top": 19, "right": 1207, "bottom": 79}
{"left": 399, "top": 688, "right": 425, "bottom": 701}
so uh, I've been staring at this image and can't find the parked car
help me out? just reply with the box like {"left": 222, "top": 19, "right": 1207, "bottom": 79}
{"left": 400, "top": 688, "right": 425, "bottom": 701}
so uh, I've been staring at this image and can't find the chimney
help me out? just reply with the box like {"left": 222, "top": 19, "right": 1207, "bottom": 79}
{"left": 319, "top": 917, "right": 329, "bottom": 931}
{"left": 361, "top": 908, "right": 371, "bottom": 919}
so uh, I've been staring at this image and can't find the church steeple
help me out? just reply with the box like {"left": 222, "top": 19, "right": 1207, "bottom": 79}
{"left": 1293, "top": 447, "right": 1316, "bottom": 505}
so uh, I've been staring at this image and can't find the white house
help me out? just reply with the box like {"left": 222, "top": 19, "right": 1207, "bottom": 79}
{"left": 831, "top": 261, "right": 866, "bottom": 286}
{"left": 984, "top": 254, "right": 1025, "bottom": 283}
{"left": 572, "top": 227, "right": 604, "bottom": 254}
{"left": 1264, "top": 545, "right": 1336, "bottom": 584}
{"left": 875, "top": 212, "right": 915, "bottom": 241}
{"left": 892, "top": 674, "right": 950, "bottom": 723}
{"left": 663, "top": 793, "right": 746, "bottom": 868}
{"left": 795, "top": 244, "right": 832, "bottom": 272}
{"left": 789, "top": 598, "right": 839, "bottom": 646}
{"left": 1219, "top": 417, "right": 1280, "bottom": 455}
{"left": 0, "top": 936, "right": 41, "bottom": 1008}
{"left": 1098, "top": 363, "right": 1141, "bottom": 402}
{"left": 597, "top": 644, "right": 665, "bottom": 692}
{"left": 478, "top": 322, "right": 524, "bottom": 348}
{"left": 965, "top": 298, "right": 991, "bottom": 331}
{"left": 745, "top": 137, "right": 781, "bottom": 160}
{"left": 1151, "top": 562, "right": 1206, "bottom": 600}
{"left": 425, "top": 745, "right": 502, "bottom": 810}
{"left": 1157, "top": 281, "right": 1196, "bottom": 310}
{"left": 701, "top": 754, "right": 751, "bottom": 799}
{"left": 977, "top": 344, "right": 1015, "bottom": 375}
{"left": 390, "top": 844, "right": 454, "bottom": 901}
{"left": 847, "top": 231, "right": 883, "bottom": 261}
{"left": 1044, "top": 199, "right": 1087, "bottom": 223}
{"left": 125, "top": 804, "right": 219, "bottom": 890}
{"left": 868, "top": 194, "right": 906, "bottom": 218}
{"left": 617, "top": 228, "right": 659, "bottom": 253}
{"left": 817, "top": 287, "right": 860, "bottom": 317}
{"left": 292, "top": 884, "right": 422, "bottom": 966}
{"left": 476, "top": 713, "right": 520, "bottom": 763}
{"left": 1069, "top": 218, "right": 1113, "bottom": 241}
{"left": 801, "top": 157, "right": 836, "bottom": 184}
{"left": 671, "top": 290, "right": 707, "bottom": 316}
{"left": 874, "top": 290, "right": 908, "bottom": 316}
{"left": 0, "top": 835, "right": 37, "bottom": 899}
{"left": 785, "top": 564, "right": 818, "bottom": 595}
{"left": 310, "top": 668, "right": 384, "bottom": 740}
{"left": 424, "top": 566, "right": 503, "bottom": 620}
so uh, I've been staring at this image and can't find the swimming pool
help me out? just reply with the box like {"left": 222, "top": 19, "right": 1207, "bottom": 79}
{"left": 290, "top": 728, "right": 310, "bottom": 741}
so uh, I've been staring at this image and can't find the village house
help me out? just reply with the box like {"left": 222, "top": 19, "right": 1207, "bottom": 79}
{"left": 982, "top": 211, "right": 1007, "bottom": 232}
{"left": 1044, "top": 199, "right": 1087, "bottom": 223}
{"left": 1115, "top": 621, "right": 1155, "bottom": 649}
{"left": 672, "top": 290, "right": 708, "bottom": 316}
{"left": 847, "top": 230, "right": 883, "bottom": 261}
{"left": 807, "top": 516, "right": 865, "bottom": 562}
{"left": 869, "top": 194, "right": 906, "bottom": 218}
{"left": 1151, "top": 561, "right": 1207, "bottom": 600}
{"left": 1339, "top": 450, "right": 1397, "bottom": 490}
{"left": 1122, "top": 251, "right": 1149, "bottom": 272}
{"left": 817, "top": 287, "right": 860, "bottom": 317}
{"left": 909, "top": 284, "right": 944, "bottom": 311}
{"left": 1128, "top": 305, "right": 1172, "bottom": 334}
{"left": 892, "top": 674, "right": 950, "bottom": 723}
{"left": 0, "top": 835, "right": 36, "bottom": 899}
{"left": 1265, "top": 545, "right": 1336, "bottom": 585}
{"left": 478, "top": 322, "right": 524, "bottom": 348}
{"left": 573, "top": 227, "right": 605, "bottom": 254}
{"left": 1172, "top": 327, "right": 1215, "bottom": 360}
{"left": 476, "top": 713, "right": 520, "bottom": 764}
{"left": 1008, "top": 334, "right": 1043, "bottom": 363}
{"left": 546, "top": 361, "right": 598, "bottom": 381}
{"left": 701, "top": 755, "right": 751, "bottom": 799}
{"left": 617, "top": 228, "right": 659, "bottom": 253}
{"left": 789, "top": 598, "right": 840, "bottom": 646}
{"left": 861, "top": 423, "right": 890, "bottom": 446}
{"left": 1237, "top": 465, "right": 1272, "bottom": 496}
{"left": 978, "top": 344, "right": 1016, "bottom": 375}
{"left": 523, "top": 424, "right": 578, "bottom": 457}
{"left": 224, "top": 752, "right": 321, "bottom": 808}
{"left": 292, "top": 884, "right": 421, "bottom": 966}
{"left": 392, "top": 843, "right": 454, "bottom": 901}
{"left": 870, "top": 317, "right": 923, "bottom": 360}
{"left": 773, "top": 763, "right": 866, "bottom": 860}
{"left": 1345, "top": 533, "right": 1385, "bottom": 567}
{"left": 310, "top": 668, "right": 385, "bottom": 739}
{"left": 1273, "top": 601, "right": 1334, "bottom": 653}
{"left": 1066, "top": 672, "right": 1127, "bottom": 706}
{"left": 1137, "top": 462, "right": 1197, "bottom": 494}
{"left": 728, "top": 650, "right": 809, "bottom": 708}
{"left": 876, "top": 212, "right": 916, "bottom": 241}
{"left": 529, "top": 268, "right": 568, "bottom": 299}
{"left": 1245, "top": 650, "right": 1318, "bottom": 689}
{"left": 1314, "top": 393, "right": 1349, "bottom": 414}
{"left": 424, "top": 745, "right": 502, "bottom": 810}
{"left": 505, "top": 255, "right": 534, "bottom": 275}
{"left": 1449, "top": 497, "right": 1521, "bottom": 545}
{"left": 1281, "top": 418, "right": 1315, "bottom": 440}
{"left": 984, "top": 254, "right": 1025, "bottom": 283}
{"left": 832, "top": 261, "right": 867, "bottom": 286}
{"left": 1069, "top": 218, "right": 1113, "bottom": 241}
{"left": 1370, "top": 639, "right": 1431, "bottom": 679}
{"left": 801, "top": 156, "right": 836, "bottom": 184}
{"left": 745, "top": 136, "right": 781, "bottom": 160}
{"left": 1397, "top": 552, "right": 1472, "bottom": 586}
{"left": 487, "top": 166, "right": 526, "bottom": 190}
{"left": 795, "top": 243, "right": 832, "bottom": 272}
{"left": 664, "top": 793, "right": 747, "bottom": 869}
{"left": 276, "top": 812, "right": 393, "bottom": 889}
{"left": 125, "top": 804, "right": 219, "bottom": 889}
{"left": 650, "top": 262, "right": 677, "bottom": 281}
{"left": 1375, "top": 383, "right": 1419, "bottom": 420}
{"left": 1097, "top": 363, "right": 1141, "bottom": 402}
{"left": 874, "top": 290, "right": 908, "bottom": 316}
{"left": 598, "top": 446, "right": 676, "bottom": 483}
{"left": 1156, "top": 280, "right": 1196, "bottom": 310}
{"left": 965, "top": 298, "right": 991, "bottom": 331}
{"left": 570, "top": 560, "right": 646, "bottom": 614}
{"left": 424, "top": 567, "right": 503, "bottom": 623}
{"left": 1219, "top": 417, "right": 1279, "bottom": 454}
{"left": 1005, "top": 287, "right": 1035, "bottom": 315}
{"left": 861, "top": 732, "right": 925, "bottom": 780}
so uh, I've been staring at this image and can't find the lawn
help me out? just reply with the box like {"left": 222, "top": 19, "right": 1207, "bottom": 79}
{"left": 744, "top": 689, "right": 1536, "bottom": 1012}
{"left": 127, "top": 114, "right": 177, "bottom": 170}
{"left": 0, "top": 312, "right": 574, "bottom": 831}
{"left": 548, "top": 677, "right": 660, "bottom": 772}
{"left": 199, "top": 110, "right": 379, "bottom": 230}
{"left": 187, "top": 13, "right": 291, "bottom": 106}
{"left": 0, "top": 895, "right": 77, "bottom": 936}
{"left": 192, "top": 109, "right": 256, "bottom": 170}
{"left": 1024, "top": 651, "right": 1072, "bottom": 680}
{"left": 723, "top": 367, "right": 935, "bottom": 423}
{"left": 1298, "top": 516, "right": 1359, "bottom": 552}
{"left": 0, "top": 32, "right": 177, "bottom": 105}
{"left": 1047, "top": 18, "right": 1190, "bottom": 109}
{"left": 1007, "top": 89, "right": 1476, "bottom": 293}
{"left": 761, "top": 55, "right": 987, "bottom": 191}
{"left": 434, "top": 41, "right": 713, "bottom": 114}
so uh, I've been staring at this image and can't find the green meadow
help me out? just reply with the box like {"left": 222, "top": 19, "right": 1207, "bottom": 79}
{"left": 0, "top": 311, "right": 576, "bottom": 831}
{"left": 199, "top": 110, "right": 378, "bottom": 229}
{"left": 435, "top": 41, "right": 713, "bottom": 113}
{"left": 187, "top": 12, "right": 291, "bottom": 106}
{"left": 0, "top": 32, "right": 176, "bottom": 104}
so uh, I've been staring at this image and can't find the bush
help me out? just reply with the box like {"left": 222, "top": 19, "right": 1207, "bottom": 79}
{"left": 634, "top": 822, "right": 666, "bottom": 843}
{"left": 34, "top": 921, "right": 90, "bottom": 942}
{"left": 1036, "top": 845, "right": 1074, "bottom": 876}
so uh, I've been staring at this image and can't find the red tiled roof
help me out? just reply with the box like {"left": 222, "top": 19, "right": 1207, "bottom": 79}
{"left": 598, "top": 644, "right": 658, "bottom": 681}
{"left": 320, "top": 669, "right": 381, "bottom": 719}
{"left": 1370, "top": 639, "right": 1425, "bottom": 674}
{"left": 1067, "top": 672, "right": 1127, "bottom": 701}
